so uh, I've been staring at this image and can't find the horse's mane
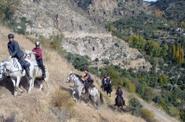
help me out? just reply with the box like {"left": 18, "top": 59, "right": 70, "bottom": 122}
{"left": 73, "top": 73, "right": 84, "bottom": 83}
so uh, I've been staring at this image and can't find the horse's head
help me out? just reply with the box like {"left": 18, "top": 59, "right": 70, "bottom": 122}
{"left": 66, "top": 73, "right": 73, "bottom": 83}
{"left": 25, "top": 50, "right": 36, "bottom": 61}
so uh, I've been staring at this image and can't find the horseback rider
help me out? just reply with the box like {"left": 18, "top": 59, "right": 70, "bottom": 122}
{"left": 115, "top": 86, "right": 125, "bottom": 106}
{"left": 7, "top": 33, "right": 32, "bottom": 80}
{"left": 101, "top": 75, "right": 107, "bottom": 91}
{"left": 32, "top": 41, "right": 46, "bottom": 80}
{"left": 82, "top": 69, "right": 94, "bottom": 94}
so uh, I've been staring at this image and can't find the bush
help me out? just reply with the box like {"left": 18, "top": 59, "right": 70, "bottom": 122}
{"left": 143, "top": 87, "right": 156, "bottom": 102}
{"left": 51, "top": 88, "right": 74, "bottom": 110}
{"left": 129, "top": 97, "right": 142, "bottom": 116}
{"left": 180, "top": 109, "right": 185, "bottom": 122}
{"left": 0, "top": 0, "right": 18, "bottom": 22}
{"left": 49, "top": 35, "right": 63, "bottom": 50}
{"left": 123, "top": 80, "right": 136, "bottom": 93}
{"left": 65, "top": 53, "right": 90, "bottom": 71}
{"left": 158, "top": 74, "right": 169, "bottom": 86}
{"left": 12, "top": 17, "right": 31, "bottom": 34}
{"left": 140, "top": 108, "right": 156, "bottom": 122}
{"left": 129, "top": 35, "right": 146, "bottom": 51}
{"left": 168, "top": 106, "right": 179, "bottom": 117}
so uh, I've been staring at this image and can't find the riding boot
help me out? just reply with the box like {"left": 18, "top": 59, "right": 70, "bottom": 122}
{"left": 25, "top": 67, "right": 32, "bottom": 80}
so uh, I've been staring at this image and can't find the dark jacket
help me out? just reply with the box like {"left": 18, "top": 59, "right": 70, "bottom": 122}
{"left": 116, "top": 88, "right": 123, "bottom": 97}
{"left": 8, "top": 40, "right": 24, "bottom": 59}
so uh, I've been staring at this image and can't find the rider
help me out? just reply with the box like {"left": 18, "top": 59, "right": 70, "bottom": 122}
{"left": 7, "top": 33, "right": 32, "bottom": 80}
{"left": 32, "top": 41, "right": 46, "bottom": 80}
{"left": 115, "top": 86, "right": 124, "bottom": 106}
{"left": 105, "top": 76, "right": 112, "bottom": 92}
{"left": 82, "top": 68, "right": 94, "bottom": 94}
{"left": 101, "top": 75, "right": 107, "bottom": 91}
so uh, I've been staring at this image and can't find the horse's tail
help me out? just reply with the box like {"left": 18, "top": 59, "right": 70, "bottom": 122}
{"left": 99, "top": 91, "right": 104, "bottom": 104}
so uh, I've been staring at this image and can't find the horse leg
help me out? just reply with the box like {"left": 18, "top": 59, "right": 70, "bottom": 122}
{"left": 11, "top": 78, "right": 17, "bottom": 96}
{"left": 28, "top": 79, "right": 34, "bottom": 93}
{"left": 72, "top": 90, "right": 77, "bottom": 102}
{"left": 15, "top": 76, "right": 23, "bottom": 93}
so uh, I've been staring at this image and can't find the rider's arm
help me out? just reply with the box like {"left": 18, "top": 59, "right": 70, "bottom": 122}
{"left": 10, "top": 42, "right": 18, "bottom": 57}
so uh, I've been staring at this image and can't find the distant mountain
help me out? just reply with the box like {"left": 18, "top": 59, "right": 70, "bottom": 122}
{"left": 153, "top": 0, "right": 185, "bottom": 21}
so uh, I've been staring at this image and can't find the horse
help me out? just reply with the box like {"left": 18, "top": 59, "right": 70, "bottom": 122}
{"left": 104, "top": 83, "right": 112, "bottom": 96}
{"left": 114, "top": 95, "right": 125, "bottom": 111}
{"left": 67, "top": 73, "right": 103, "bottom": 108}
{"left": 0, "top": 50, "right": 48, "bottom": 96}
{"left": 101, "top": 78, "right": 112, "bottom": 96}
{"left": 25, "top": 50, "right": 49, "bottom": 90}
{"left": 0, "top": 57, "right": 35, "bottom": 96}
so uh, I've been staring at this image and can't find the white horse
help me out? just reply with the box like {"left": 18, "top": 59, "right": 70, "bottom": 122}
{"left": 0, "top": 51, "right": 48, "bottom": 96}
{"left": 0, "top": 57, "right": 35, "bottom": 96}
{"left": 25, "top": 50, "right": 49, "bottom": 90}
{"left": 67, "top": 73, "right": 103, "bottom": 108}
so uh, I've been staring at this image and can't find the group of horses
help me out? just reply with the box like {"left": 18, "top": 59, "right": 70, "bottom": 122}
{"left": 0, "top": 50, "right": 48, "bottom": 96}
{"left": 66, "top": 73, "right": 126, "bottom": 110}
{"left": 0, "top": 51, "right": 125, "bottom": 110}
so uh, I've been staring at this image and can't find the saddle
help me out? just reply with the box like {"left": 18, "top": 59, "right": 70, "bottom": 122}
{"left": 12, "top": 58, "right": 23, "bottom": 72}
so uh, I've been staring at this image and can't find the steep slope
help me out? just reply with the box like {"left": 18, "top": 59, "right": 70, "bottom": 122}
{"left": 153, "top": 0, "right": 185, "bottom": 21}
{"left": 13, "top": 0, "right": 151, "bottom": 71}
{"left": 0, "top": 26, "right": 145, "bottom": 122}
{"left": 71, "top": 0, "right": 145, "bottom": 24}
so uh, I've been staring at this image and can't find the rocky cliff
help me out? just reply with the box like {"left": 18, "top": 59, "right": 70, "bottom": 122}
{"left": 14, "top": 0, "right": 151, "bottom": 71}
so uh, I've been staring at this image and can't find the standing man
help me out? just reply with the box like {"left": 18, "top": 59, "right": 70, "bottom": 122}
{"left": 32, "top": 41, "right": 46, "bottom": 80}
{"left": 7, "top": 33, "right": 32, "bottom": 80}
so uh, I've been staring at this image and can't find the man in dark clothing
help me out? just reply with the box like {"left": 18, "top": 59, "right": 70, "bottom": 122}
{"left": 7, "top": 33, "right": 32, "bottom": 80}
{"left": 101, "top": 76, "right": 107, "bottom": 91}
{"left": 32, "top": 41, "right": 46, "bottom": 80}
{"left": 82, "top": 70, "right": 93, "bottom": 94}
{"left": 115, "top": 86, "right": 125, "bottom": 106}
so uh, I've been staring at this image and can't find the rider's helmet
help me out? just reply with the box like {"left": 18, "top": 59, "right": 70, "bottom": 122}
{"left": 8, "top": 33, "right": 14, "bottom": 39}
{"left": 35, "top": 41, "right": 40, "bottom": 47}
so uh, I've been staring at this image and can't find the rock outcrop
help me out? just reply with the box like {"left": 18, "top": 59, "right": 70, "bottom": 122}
{"left": 14, "top": 0, "right": 151, "bottom": 71}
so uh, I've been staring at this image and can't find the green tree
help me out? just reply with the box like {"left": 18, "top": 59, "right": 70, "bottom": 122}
{"left": 129, "top": 35, "right": 146, "bottom": 51}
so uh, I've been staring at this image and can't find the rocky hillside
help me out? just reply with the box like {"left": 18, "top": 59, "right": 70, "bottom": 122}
{"left": 0, "top": 26, "right": 145, "bottom": 122}
{"left": 63, "top": 32, "right": 151, "bottom": 71}
{"left": 13, "top": 0, "right": 151, "bottom": 71}
{"left": 71, "top": 0, "right": 146, "bottom": 24}
{"left": 153, "top": 0, "right": 185, "bottom": 21}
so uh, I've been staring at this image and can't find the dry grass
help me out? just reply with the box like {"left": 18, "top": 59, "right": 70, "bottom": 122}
{"left": 51, "top": 88, "right": 74, "bottom": 110}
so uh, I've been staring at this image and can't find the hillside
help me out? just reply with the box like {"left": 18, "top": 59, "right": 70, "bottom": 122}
{"left": 0, "top": 26, "right": 145, "bottom": 122}
{"left": 0, "top": 0, "right": 184, "bottom": 122}
{"left": 153, "top": 0, "right": 185, "bottom": 21}
{"left": 8, "top": 0, "right": 151, "bottom": 71}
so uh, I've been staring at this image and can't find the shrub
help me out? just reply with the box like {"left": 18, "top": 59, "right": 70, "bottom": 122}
{"left": 168, "top": 106, "right": 179, "bottom": 117}
{"left": 158, "top": 74, "right": 169, "bottom": 86}
{"left": 180, "top": 109, "right": 185, "bottom": 122}
{"left": 129, "top": 97, "right": 142, "bottom": 116}
{"left": 49, "top": 35, "right": 63, "bottom": 50}
{"left": 65, "top": 53, "right": 90, "bottom": 71}
{"left": 128, "top": 35, "right": 146, "bottom": 51}
{"left": 140, "top": 108, "right": 156, "bottom": 122}
{"left": 0, "top": 0, "right": 18, "bottom": 22}
{"left": 51, "top": 88, "right": 74, "bottom": 110}
{"left": 123, "top": 80, "right": 136, "bottom": 93}
{"left": 13, "top": 17, "right": 31, "bottom": 34}
{"left": 143, "top": 87, "right": 156, "bottom": 102}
